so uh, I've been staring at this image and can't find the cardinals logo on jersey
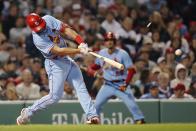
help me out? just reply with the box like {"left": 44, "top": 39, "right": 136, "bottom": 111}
{"left": 48, "top": 35, "right": 60, "bottom": 44}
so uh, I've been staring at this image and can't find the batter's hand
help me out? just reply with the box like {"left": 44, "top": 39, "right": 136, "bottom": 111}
{"left": 78, "top": 43, "right": 90, "bottom": 54}
{"left": 119, "top": 85, "right": 127, "bottom": 92}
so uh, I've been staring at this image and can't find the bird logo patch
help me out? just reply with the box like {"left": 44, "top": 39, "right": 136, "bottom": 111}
{"left": 48, "top": 35, "right": 60, "bottom": 44}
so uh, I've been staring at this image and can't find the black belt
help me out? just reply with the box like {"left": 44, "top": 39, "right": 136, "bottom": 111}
{"left": 50, "top": 55, "right": 65, "bottom": 60}
{"left": 104, "top": 79, "right": 125, "bottom": 88}
{"left": 104, "top": 79, "right": 125, "bottom": 83}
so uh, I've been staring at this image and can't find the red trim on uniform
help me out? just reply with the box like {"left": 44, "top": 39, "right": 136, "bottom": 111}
{"left": 75, "top": 35, "right": 84, "bottom": 45}
{"left": 87, "top": 64, "right": 101, "bottom": 76}
{"left": 125, "top": 68, "right": 136, "bottom": 85}
{"left": 60, "top": 23, "right": 69, "bottom": 33}
{"left": 91, "top": 64, "right": 101, "bottom": 70}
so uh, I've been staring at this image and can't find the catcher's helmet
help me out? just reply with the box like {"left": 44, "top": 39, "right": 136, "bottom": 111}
{"left": 26, "top": 13, "right": 46, "bottom": 33}
{"left": 104, "top": 32, "right": 116, "bottom": 41}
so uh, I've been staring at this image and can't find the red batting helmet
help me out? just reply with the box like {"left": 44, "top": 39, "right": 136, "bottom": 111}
{"left": 104, "top": 32, "right": 116, "bottom": 41}
{"left": 26, "top": 13, "right": 46, "bottom": 33}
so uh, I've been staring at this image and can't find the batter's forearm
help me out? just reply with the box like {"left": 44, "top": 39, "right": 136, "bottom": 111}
{"left": 64, "top": 28, "right": 78, "bottom": 39}
{"left": 65, "top": 28, "right": 84, "bottom": 44}
{"left": 59, "top": 48, "right": 81, "bottom": 55}
{"left": 60, "top": 23, "right": 84, "bottom": 44}
{"left": 50, "top": 45, "right": 81, "bottom": 56}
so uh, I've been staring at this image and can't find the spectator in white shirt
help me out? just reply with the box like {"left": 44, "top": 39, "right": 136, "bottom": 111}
{"left": 101, "top": 11, "right": 122, "bottom": 33}
{"left": 9, "top": 16, "right": 31, "bottom": 46}
{"left": 16, "top": 69, "right": 40, "bottom": 100}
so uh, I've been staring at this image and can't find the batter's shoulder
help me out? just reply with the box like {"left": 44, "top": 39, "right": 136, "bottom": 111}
{"left": 117, "top": 48, "right": 129, "bottom": 55}
{"left": 42, "top": 15, "right": 53, "bottom": 20}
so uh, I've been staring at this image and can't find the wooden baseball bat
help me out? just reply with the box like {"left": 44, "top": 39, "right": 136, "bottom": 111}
{"left": 89, "top": 52, "right": 124, "bottom": 70}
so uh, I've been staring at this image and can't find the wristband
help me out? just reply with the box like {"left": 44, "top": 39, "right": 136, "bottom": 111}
{"left": 75, "top": 35, "right": 84, "bottom": 45}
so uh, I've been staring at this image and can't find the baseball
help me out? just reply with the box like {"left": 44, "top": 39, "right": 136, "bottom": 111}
{"left": 175, "top": 49, "right": 182, "bottom": 56}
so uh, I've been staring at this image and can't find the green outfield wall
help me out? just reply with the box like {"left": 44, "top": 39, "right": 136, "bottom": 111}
{"left": 0, "top": 100, "right": 196, "bottom": 124}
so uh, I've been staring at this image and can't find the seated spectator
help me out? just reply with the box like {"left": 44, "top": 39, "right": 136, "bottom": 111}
{"left": 146, "top": 0, "right": 166, "bottom": 14}
{"left": 151, "top": 30, "right": 165, "bottom": 57}
{"left": 189, "top": 32, "right": 196, "bottom": 62}
{"left": 62, "top": 82, "right": 77, "bottom": 100}
{"left": 30, "top": 58, "right": 42, "bottom": 84}
{"left": 160, "top": 4, "right": 173, "bottom": 24}
{"left": 140, "top": 81, "right": 166, "bottom": 99}
{"left": 138, "top": 43, "right": 156, "bottom": 70}
{"left": 169, "top": 83, "right": 193, "bottom": 99}
{"left": 0, "top": 33, "right": 10, "bottom": 63}
{"left": 9, "top": 16, "right": 31, "bottom": 46}
{"left": 166, "top": 29, "right": 189, "bottom": 54}
{"left": 164, "top": 47, "right": 176, "bottom": 70}
{"left": 0, "top": 73, "right": 9, "bottom": 100}
{"left": 85, "top": 17, "right": 106, "bottom": 46}
{"left": 101, "top": 10, "right": 122, "bottom": 33}
{"left": 170, "top": 63, "right": 191, "bottom": 91}
{"left": 16, "top": 69, "right": 40, "bottom": 100}
{"left": 79, "top": 9, "right": 93, "bottom": 30}
{"left": 157, "top": 56, "right": 167, "bottom": 72}
{"left": 17, "top": 54, "right": 32, "bottom": 75}
{"left": 98, "top": 0, "right": 115, "bottom": 8}
{"left": 179, "top": 54, "right": 191, "bottom": 68}
{"left": 150, "top": 66, "right": 161, "bottom": 82}
{"left": 188, "top": 78, "right": 196, "bottom": 98}
{"left": 190, "top": 62, "right": 196, "bottom": 80}
{"left": 5, "top": 81, "right": 18, "bottom": 100}
{"left": 39, "top": 68, "right": 49, "bottom": 97}
{"left": 173, "top": 14, "right": 189, "bottom": 38}
{"left": 157, "top": 72, "right": 172, "bottom": 98}
{"left": 53, "top": 6, "right": 63, "bottom": 20}
{"left": 2, "top": 4, "right": 18, "bottom": 39}
{"left": 149, "top": 11, "right": 169, "bottom": 42}
{"left": 97, "top": 4, "right": 108, "bottom": 23}
{"left": 3, "top": 58, "right": 19, "bottom": 79}
{"left": 117, "top": 17, "right": 137, "bottom": 53}
{"left": 134, "top": 68, "right": 150, "bottom": 95}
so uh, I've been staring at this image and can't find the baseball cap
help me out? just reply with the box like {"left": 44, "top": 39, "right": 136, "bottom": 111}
{"left": 0, "top": 73, "right": 9, "bottom": 80}
{"left": 157, "top": 57, "right": 166, "bottom": 64}
{"left": 180, "top": 54, "right": 189, "bottom": 61}
{"left": 149, "top": 81, "right": 159, "bottom": 89}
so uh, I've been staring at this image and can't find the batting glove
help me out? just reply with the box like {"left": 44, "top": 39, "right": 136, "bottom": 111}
{"left": 78, "top": 43, "right": 90, "bottom": 55}
{"left": 119, "top": 85, "right": 127, "bottom": 92}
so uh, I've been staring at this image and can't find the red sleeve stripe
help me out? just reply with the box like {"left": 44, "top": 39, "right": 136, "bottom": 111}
{"left": 75, "top": 35, "right": 84, "bottom": 45}
{"left": 86, "top": 64, "right": 101, "bottom": 76}
{"left": 59, "top": 23, "right": 70, "bottom": 33}
{"left": 91, "top": 64, "right": 101, "bottom": 70}
{"left": 125, "top": 68, "right": 136, "bottom": 85}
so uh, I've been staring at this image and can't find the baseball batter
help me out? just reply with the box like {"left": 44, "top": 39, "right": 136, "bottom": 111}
{"left": 16, "top": 13, "right": 99, "bottom": 125}
{"left": 89, "top": 32, "right": 145, "bottom": 124}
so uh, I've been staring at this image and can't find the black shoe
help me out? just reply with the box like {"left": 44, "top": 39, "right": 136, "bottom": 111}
{"left": 134, "top": 119, "right": 146, "bottom": 124}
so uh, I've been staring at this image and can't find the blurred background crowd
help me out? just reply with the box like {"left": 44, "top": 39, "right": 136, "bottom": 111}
{"left": 0, "top": 0, "right": 196, "bottom": 101}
